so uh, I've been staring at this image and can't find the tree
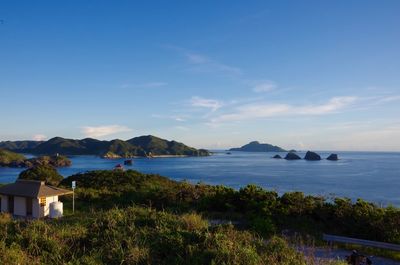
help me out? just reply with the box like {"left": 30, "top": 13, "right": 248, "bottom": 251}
{"left": 18, "top": 165, "right": 63, "bottom": 186}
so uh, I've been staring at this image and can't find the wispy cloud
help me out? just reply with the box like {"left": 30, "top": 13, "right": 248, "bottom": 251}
{"left": 164, "top": 45, "right": 242, "bottom": 76}
{"left": 376, "top": 95, "right": 400, "bottom": 103}
{"left": 252, "top": 80, "right": 277, "bottom": 93}
{"left": 33, "top": 134, "right": 47, "bottom": 141}
{"left": 151, "top": 114, "right": 188, "bottom": 122}
{"left": 210, "top": 96, "right": 358, "bottom": 123}
{"left": 184, "top": 51, "right": 242, "bottom": 76}
{"left": 121, "top": 82, "right": 167, "bottom": 89}
{"left": 189, "top": 96, "right": 224, "bottom": 112}
{"left": 186, "top": 52, "right": 209, "bottom": 64}
{"left": 82, "top": 125, "right": 132, "bottom": 138}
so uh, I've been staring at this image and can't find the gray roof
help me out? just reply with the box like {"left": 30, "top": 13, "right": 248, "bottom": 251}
{"left": 0, "top": 180, "right": 72, "bottom": 198}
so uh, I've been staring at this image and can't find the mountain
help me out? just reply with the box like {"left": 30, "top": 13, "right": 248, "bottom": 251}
{"left": 0, "top": 135, "right": 210, "bottom": 158}
{"left": 0, "top": 140, "right": 43, "bottom": 151}
{"left": 229, "top": 141, "right": 286, "bottom": 152}
{"left": 127, "top": 135, "right": 209, "bottom": 156}
{"left": 32, "top": 137, "right": 110, "bottom": 155}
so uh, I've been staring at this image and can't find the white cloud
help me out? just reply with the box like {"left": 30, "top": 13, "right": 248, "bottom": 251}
{"left": 174, "top": 117, "right": 186, "bottom": 122}
{"left": 297, "top": 97, "right": 357, "bottom": 115}
{"left": 210, "top": 96, "right": 358, "bottom": 123}
{"left": 252, "top": 80, "right": 277, "bottom": 93}
{"left": 33, "top": 134, "right": 47, "bottom": 141}
{"left": 190, "top": 96, "right": 224, "bottom": 112}
{"left": 82, "top": 125, "right": 132, "bottom": 138}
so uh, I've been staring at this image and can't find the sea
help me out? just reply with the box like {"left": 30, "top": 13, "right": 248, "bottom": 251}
{"left": 0, "top": 151, "right": 399, "bottom": 206}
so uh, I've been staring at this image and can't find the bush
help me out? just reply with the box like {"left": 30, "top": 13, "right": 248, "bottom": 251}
{"left": 19, "top": 165, "right": 63, "bottom": 186}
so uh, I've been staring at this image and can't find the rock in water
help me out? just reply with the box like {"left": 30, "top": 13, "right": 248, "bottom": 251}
{"left": 273, "top": 154, "right": 282, "bottom": 159}
{"left": 304, "top": 151, "right": 321, "bottom": 161}
{"left": 327, "top": 154, "right": 339, "bottom": 161}
{"left": 285, "top": 152, "right": 301, "bottom": 160}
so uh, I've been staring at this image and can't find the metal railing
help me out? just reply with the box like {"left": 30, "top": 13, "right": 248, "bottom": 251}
{"left": 323, "top": 234, "right": 400, "bottom": 251}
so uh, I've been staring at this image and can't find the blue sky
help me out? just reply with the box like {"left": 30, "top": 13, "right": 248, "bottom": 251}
{"left": 1, "top": 0, "right": 399, "bottom": 151}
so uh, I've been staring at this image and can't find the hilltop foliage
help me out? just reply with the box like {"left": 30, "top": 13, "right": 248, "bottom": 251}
{"left": 19, "top": 165, "right": 64, "bottom": 186}
{"left": 0, "top": 148, "right": 26, "bottom": 166}
{"left": 0, "top": 149, "right": 71, "bottom": 168}
{"left": 60, "top": 170, "right": 400, "bottom": 244}
{"left": 0, "top": 141, "right": 42, "bottom": 152}
{"left": 0, "top": 135, "right": 210, "bottom": 157}
{"left": 229, "top": 141, "right": 286, "bottom": 152}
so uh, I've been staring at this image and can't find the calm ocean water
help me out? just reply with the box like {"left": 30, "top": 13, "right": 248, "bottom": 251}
{"left": 1, "top": 151, "right": 399, "bottom": 206}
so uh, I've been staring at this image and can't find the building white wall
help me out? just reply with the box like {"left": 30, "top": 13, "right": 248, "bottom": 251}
{"left": 14, "top": 196, "right": 26, "bottom": 216}
{"left": 0, "top": 195, "right": 7, "bottom": 213}
{"left": 0, "top": 195, "right": 60, "bottom": 218}
{"left": 38, "top": 196, "right": 58, "bottom": 218}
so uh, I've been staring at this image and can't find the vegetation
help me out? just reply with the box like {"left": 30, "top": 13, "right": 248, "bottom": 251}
{"left": 60, "top": 170, "right": 400, "bottom": 244}
{"left": 0, "top": 140, "right": 43, "bottom": 152}
{"left": 0, "top": 207, "right": 318, "bottom": 265}
{"left": 0, "top": 169, "right": 397, "bottom": 264}
{"left": 0, "top": 148, "right": 26, "bottom": 166}
{"left": 0, "top": 135, "right": 210, "bottom": 157}
{"left": 18, "top": 165, "right": 63, "bottom": 186}
{"left": 0, "top": 149, "right": 71, "bottom": 168}
{"left": 229, "top": 141, "right": 286, "bottom": 152}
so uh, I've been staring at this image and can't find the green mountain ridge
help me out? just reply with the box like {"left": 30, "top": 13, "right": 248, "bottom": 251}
{"left": 0, "top": 135, "right": 210, "bottom": 158}
{"left": 229, "top": 141, "right": 286, "bottom": 152}
{"left": 0, "top": 140, "right": 43, "bottom": 151}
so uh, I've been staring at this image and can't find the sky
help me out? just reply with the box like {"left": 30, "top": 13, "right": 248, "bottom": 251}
{"left": 0, "top": 0, "right": 399, "bottom": 151}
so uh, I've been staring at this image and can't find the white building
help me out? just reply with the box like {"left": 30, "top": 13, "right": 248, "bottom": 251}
{"left": 0, "top": 179, "right": 72, "bottom": 218}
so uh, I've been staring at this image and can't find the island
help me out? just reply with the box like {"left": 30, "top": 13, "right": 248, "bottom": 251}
{"left": 284, "top": 152, "right": 301, "bottom": 160}
{"left": 0, "top": 148, "right": 71, "bottom": 168}
{"left": 0, "top": 135, "right": 210, "bottom": 158}
{"left": 229, "top": 141, "right": 286, "bottom": 152}
{"left": 327, "top": 153, "right": 339, "bottom": 161}
{"left": 304, "top": 151, "right": 321, "bottom": 161}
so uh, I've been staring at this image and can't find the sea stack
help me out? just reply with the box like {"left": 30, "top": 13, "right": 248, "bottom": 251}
{"left": 327, "top": 154, "right": 339, "bottom": 161}
{"left": 273, "top": 154, "right": 282, "bottom": 159}
{"left": 285, "top": 152, "right": 301, "bottom": 160}
{"left": 304, "top": 151, "right": 321, "bottom": 161}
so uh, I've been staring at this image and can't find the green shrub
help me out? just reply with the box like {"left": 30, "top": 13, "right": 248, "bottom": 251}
{"left": 19, "top": 165, "right": 63, "bottom": 186}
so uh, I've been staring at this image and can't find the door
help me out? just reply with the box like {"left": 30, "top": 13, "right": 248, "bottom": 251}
{"left": 26, "top": 197, "right": 32, "bottom": 216}
{"left": 8, "top": 196, "right": 14, "bottom": 214}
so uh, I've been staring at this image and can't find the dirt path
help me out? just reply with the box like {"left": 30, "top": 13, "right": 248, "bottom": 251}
{"left": 299, "top": 247, "right": 400, "bottom": 265}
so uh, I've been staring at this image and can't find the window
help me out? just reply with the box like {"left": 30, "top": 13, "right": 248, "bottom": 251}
{"left": 39, "top": 197, "right": 46, "bottom": 206}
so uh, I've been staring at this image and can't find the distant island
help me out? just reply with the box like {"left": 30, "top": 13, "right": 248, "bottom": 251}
{"left": 0, "top": 148, "right": 71, "bottom": 168}
{"left": 229, "top": 141, "right": 286, "bottom": 152}
{"left": 0, "top": 135, "right": 210, "bottom": 158}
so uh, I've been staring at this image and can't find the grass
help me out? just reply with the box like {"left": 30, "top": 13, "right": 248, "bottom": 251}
{"left": 1, "top": 169, "right": 399, "bottom": 264}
